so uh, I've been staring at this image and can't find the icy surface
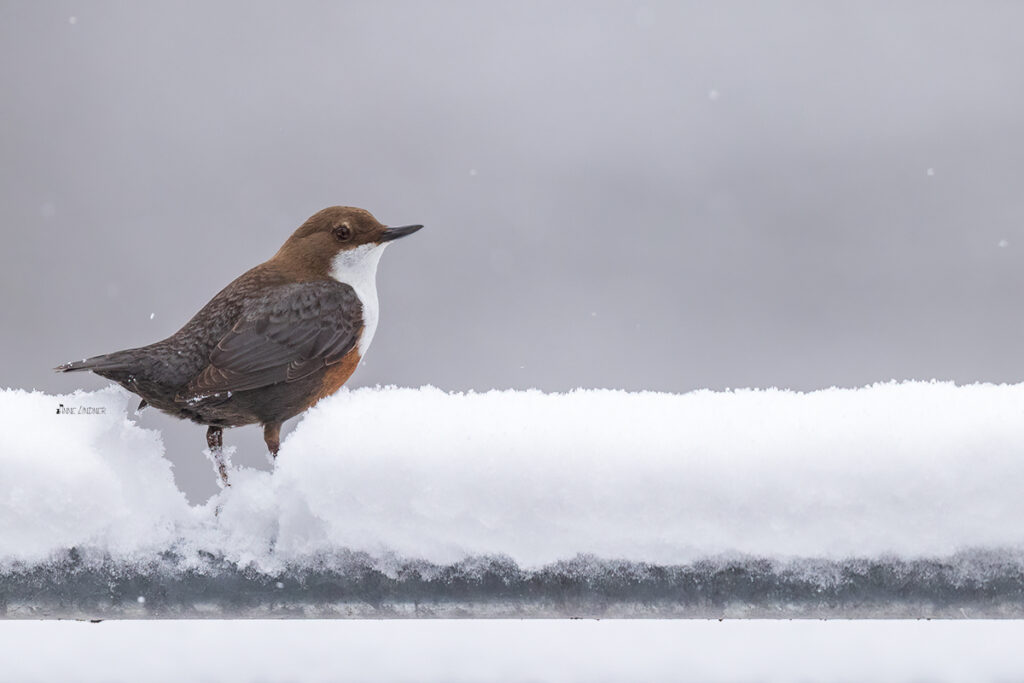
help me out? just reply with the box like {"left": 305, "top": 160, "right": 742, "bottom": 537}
{"left": 3, "top": 382, "right": 1024, "bottom": 616}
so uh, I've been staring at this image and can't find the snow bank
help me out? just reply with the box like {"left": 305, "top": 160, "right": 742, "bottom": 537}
{"left": 3, "top": 382, "right": 1024, "bottom": 572}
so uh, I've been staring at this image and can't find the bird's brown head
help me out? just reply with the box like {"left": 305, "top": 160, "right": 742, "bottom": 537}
{"left": 271, "top": 206, "right": 423, "bottom": 279}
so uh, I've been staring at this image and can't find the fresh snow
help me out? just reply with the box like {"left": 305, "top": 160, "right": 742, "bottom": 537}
{"left": 0, "top": 386, "right": 188, "bottom": 566}
{"left": 3, "top": 382, "right": 1024, "bottom": 571}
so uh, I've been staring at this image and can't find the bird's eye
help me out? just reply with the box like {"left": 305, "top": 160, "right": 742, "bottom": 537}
{"left": 333, "top": 225, "right": 352, "bottom": 241}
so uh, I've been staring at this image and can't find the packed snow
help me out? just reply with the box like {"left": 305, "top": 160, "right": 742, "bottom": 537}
{"left": 2, "top": 382, "right": 1024, "bottom": 616}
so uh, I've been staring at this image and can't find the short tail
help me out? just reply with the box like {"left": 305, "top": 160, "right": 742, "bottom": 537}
{"left": 54, "top": 352, "right": 132, "bottom": 374}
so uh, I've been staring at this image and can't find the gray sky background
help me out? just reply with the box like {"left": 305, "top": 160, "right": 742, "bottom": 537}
{"left": 3, "top": 1, "right": 1024, "bottom": 500}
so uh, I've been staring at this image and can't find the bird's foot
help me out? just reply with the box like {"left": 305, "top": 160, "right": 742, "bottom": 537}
{"left": 262, "top": 422, "right": 281, "bottom": 469}
{"left": 207, "top": 449, "right": 233, "bottom": 489}
{"left": 205, "top": 426, "right": 232, "bottom": 488}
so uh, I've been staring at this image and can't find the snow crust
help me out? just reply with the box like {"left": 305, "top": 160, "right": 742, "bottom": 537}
{"left": 3, "top": 382, "right": 1024, "bottom": 572}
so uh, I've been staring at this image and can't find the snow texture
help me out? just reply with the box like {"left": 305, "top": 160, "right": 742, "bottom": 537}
{"left": 0, "top": 386, "right": 188, "bottom": 566}
{"left": 2, "top": 382, "right": 1024, "bottom": 617}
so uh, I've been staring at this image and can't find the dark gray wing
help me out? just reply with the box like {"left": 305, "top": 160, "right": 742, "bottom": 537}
{"left": 177, "top": 280, "right": 362, "bottom": 400}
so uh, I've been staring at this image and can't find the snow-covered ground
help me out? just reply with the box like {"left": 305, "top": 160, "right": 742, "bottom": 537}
{"left": 2, "top": 382, "right": 1024, "bottom": 616}
{"left": 3, "top": 620, "right": 1024, "bottom": 682}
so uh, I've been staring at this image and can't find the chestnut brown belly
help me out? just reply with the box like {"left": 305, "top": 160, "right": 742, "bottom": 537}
{"left": 309, "top": 347, "right": 362, "bottom": 408}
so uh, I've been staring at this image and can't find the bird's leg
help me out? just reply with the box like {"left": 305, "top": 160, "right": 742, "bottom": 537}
{"left": 263, "top": 422, "right": 281, "bottom": 461}
{"left": 206, "top": 425, "right": 230, "bottom": 487}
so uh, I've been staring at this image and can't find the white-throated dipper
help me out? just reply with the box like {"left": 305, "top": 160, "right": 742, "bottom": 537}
{"left": 56, "top": 206, "right": 423, "bottom": 485}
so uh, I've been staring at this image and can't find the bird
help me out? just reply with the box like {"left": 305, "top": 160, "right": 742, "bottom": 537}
{"left": 56, "top": 206, "right": 423, "bottom": 486}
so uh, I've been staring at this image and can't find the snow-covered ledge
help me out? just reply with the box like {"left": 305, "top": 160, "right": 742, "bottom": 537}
{"left": 2, "top": 383, "right": 1024, "bottom": 617}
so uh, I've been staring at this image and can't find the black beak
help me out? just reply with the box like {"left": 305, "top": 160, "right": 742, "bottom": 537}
{"left": 379, "top": 224, "right": 424, "bottom": 242}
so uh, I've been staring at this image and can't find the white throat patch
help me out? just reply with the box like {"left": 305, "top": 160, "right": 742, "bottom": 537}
{"left": 330, "top": 243, "right": 387, "bottom": 356}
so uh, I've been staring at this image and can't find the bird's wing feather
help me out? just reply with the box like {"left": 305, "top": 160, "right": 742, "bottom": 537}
{"left": 176, "top": 281, "right": 362, "bottom": 400}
